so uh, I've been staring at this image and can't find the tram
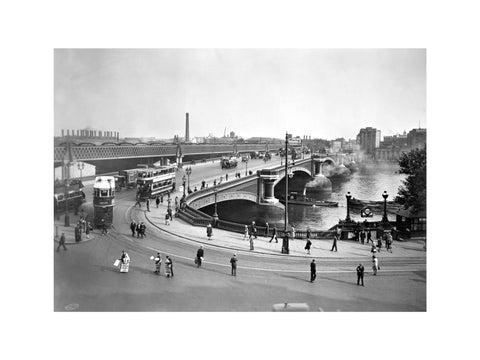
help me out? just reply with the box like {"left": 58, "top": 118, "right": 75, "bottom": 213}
{"left": 93, "top": 176, "right": 115, "bottom": 228}
{"left": 136, "top": 165, "right": 176, "bottom": 200}
{"left": 54, "top": 187, "right": 86, "bottom": 213}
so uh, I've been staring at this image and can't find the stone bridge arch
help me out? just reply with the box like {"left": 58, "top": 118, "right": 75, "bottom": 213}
{"left": 188, "top": 191, "right": 258, "bottom": 210}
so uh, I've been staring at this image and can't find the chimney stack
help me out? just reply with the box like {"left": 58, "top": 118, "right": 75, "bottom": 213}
{"left": 185, "top": 113, "right": 190, "bottom": 143}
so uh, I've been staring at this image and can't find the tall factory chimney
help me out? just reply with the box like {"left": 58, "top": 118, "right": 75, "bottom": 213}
{"left": 185, "top": 113, "right": 190, "bottom": 143}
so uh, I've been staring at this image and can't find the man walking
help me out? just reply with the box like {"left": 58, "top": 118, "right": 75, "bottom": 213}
{"left": 146, "top": 198, "right": 150, "bottom": 212}
{"left": 356, "top": 263, "right": 365, "bottom": 286}
{"left": 367, "top": 230, "right": 372, "bottom": 244}
{"left": 360, "top": 230, "right": 366, "bottom": 245}
{"left": 165, "top": 256, "right": 173, "bottom": 277}
{"left": 196, "top": 245, "right": 204, "bottom": 268}
{"left": 56, "top": 232, "right": 67, "bottom": 252}
{"left": 269, "top": 226, "right": 278, "bottom": 243}
{"left": 330, "top": 234, "right": 338, "bottom": 252}
{"left": 134, "top": 194, "right": 142, "bottom": 207}
{"left": 155, "top": 196, "right": 160, "bottom": 208}
{"left": 265, "top": 222, "right": 269, "bottom": 237}
{"left": 130, "top": 221, "right": 136, "bottom": 237}
{"left": 310, "top": 259, "right": 317, "bottom": 282}
{"left": 230, "top": 254, "right": 237, "bottom": 276}
{"left": 101, "top": 218, "right": 108, "bottom": 235}
{"left": 251, "top": 221, "right": 257, "bottom": 239}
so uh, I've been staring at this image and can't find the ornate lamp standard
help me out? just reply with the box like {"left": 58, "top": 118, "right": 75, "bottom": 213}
{"left": 182, "top": 175, "right": 186, "bottom": 197}
{"left": 382, "top": 190, "right": 389, "bottom": 223}
{"left": 213, "top": 184, "right": 219, "bottom": 224}
{"left": 185, "top": 166, "right": 192, "bottom": 192}
{"left": 282, "top": 132, "right": 290, "bottom": 254}
{"left": 345, "top": 191, "right": 352, "bottom": 222}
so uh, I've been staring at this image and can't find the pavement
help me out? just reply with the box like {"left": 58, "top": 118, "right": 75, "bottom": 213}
{"left": 128, "top": 189, "right": 426, "bottom": 260}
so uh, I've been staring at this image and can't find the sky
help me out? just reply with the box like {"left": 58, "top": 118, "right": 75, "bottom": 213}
{"left": 54, "top": 49, "right": 426, "bottom": 140}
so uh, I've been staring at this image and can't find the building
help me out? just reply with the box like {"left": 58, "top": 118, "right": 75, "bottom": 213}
{"left": 407, "top": 128, "right": 426, "bottom": 149}
{"left": 356, "top": 127, "right": 381, "bottom": 156}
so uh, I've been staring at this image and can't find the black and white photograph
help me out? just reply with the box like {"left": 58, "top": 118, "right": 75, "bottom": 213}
{"left": 4, "top": 1, "right": 479, "bottom": 359}
{"left": 53, "top": 48, "right": 426, "bottom": 312}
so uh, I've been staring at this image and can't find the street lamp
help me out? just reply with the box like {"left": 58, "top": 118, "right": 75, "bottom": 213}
{"left": 213, "top": 184, "right": 219, "bottom": 224}
{"left": 245, "top": 157, "right": 249, "bottom": 176}
{"left": 345, "top": 191, "right": 352, "bottom": 222}
{"left": 382, "top": 190, "right": 389, "bottom": 223}
{"left": 77, "top": 162, "right": 85, "bottom": 179}
{"left": 185, "top": 166, "right": 192, "bottom": 193}
{"left": 282, "top": 132, "right": 290, "bottom": 254}
{"left": 182, "top": 174, "right": 186, "bottom": 197}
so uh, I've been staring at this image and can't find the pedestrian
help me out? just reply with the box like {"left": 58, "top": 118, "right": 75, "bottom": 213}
{"left": 230, "top": 254, "right": 237, "bottom": 276}
{"left": 265, "top": 222, "right": 270, "bottom": 237}
{"left": 56, "top": 232, "right": 67, "bottom": 252}
{"left": 310, "top": 259, "right": 317, "bottom": 282}
{"left": 175, "top": 196, "right": 179, "bottom": 209}
{"left": 251, "top": 221, "right": 257, "bottom": 239}
{"left": 153, "top": 252, "right": 162, "bottom": 274}
{"left": 146, "top": 198, "right": 150, "bottom": 212}
{"left": 165, "top": 256, "right": 173, "bottom": 277}
{"left": 377, "top": 237, "right": 382, "bottom": 252}
{"left": 367, "top": 230, "right": 372, "bottom": 243}
{"left": 371, "top": 243, "right": 377, "bottom": 254}
{"left": 243, "top": 225, "right": 249, "bottom": 240}
{"left": 306, "top": 228, "right": 312, "bottom": 241}
{"left": 213, "top": 179, "right": 217, "bottom": 186}
{"left": 194, "top": 186, "right": 197, "bottom": 192}
{"left": 330, "top": 234, "right": 338, "bottom": 252}
{"left": 167, "top": 208, "right": 173, "bottom": 220}
{"left": 130, "top": 221, "right": 136, "bottom": 237}
{"left": 206, "top": 223, "right": 213, "bottom": 240}
{"left": 356, "top": 263, "right": 365, "bottom": 286}
{"left": 226, "top": 173, "right": 229, "bottom": 181}
{"left": 305, "top": 238, "right": 312, "bottom": 255}
{"left": 140, "top": 222, "right": 146, "bottom": 238}
{"left": 386, "top": 232, "right": 393, "bottom": 253}
{"left": 119, "top": 250, "right": 130, "bottom": 273}
{"left": 85, "top": 223, "right": 90, "bottom": 239}
{"left": 134, "top": 194, "right": 142, "bottom": 207}
{"left": 269, "top": 226, "right": 278, "bottom": 243}
{"left": 160, "top": 194, "right": 164, "bottom": 203}
{"left": 155, "top": 196, "right": 160, "bottom": 208}
{"left": 372, "top": 255, "right": 379, "bottom": 275}
{"left": 165, "top": 213, "right": 170, "bottom": 225}
{"left": 249, "top": 235, "right": 254, "bottom": 251}
{"left": 195, "top": 245, "right": 204, "bottom": 268}
{"left": 136, "top": 223, "right": 141, "bottom": 237}
{"left": 101, "top": 218, "right": 108, "bottom": 235}
{"left": 360, "top": 230, "right": 366, "bottom": 244}
{"left": 291, "top": 226, "right": 296, "bottom": 239}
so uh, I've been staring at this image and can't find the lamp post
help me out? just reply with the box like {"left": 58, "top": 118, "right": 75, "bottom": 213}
{"left": 77, "top": 162, "right": 85, "bottom": 179}
{"left": 345, "top": 191, "right": 352, "bottom": 222}
{"left": 185, "top": 166, "right": 192, "bottom": 193}
{"left": 213, "top": 184, "right": 219, "bottom": 224}
{"left": 382, "top": 190, "right": 389, "bottom": 223}
{"left": 245, "top": 157, "right": 249, "bottom": 176}
{"left": 282, "top": 132, "right": 290, "bottom": 254}
{"left": 182, "top": 175, "right": 186, "bottom": 197}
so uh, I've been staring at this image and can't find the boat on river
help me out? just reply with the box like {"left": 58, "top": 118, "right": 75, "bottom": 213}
{"left": 279, "top": 193, "right": 338, "bottom": 207}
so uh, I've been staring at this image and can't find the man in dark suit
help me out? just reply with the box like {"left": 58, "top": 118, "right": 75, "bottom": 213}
{"left": 310, "top": 259, "right": 317, "bottom": 282}
{"left": 330, "top": 235, "right": 338, "bottom": 252}
{"left": 196, "top": 246, "right": 204, "bottom": 268}
{"left": 356, "top": 263, "right": 365, "bottom": 286}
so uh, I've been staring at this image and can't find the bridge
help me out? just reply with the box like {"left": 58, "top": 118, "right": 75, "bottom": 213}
{"left": 185, "top": 155, "right": 346, "bottom": 210}
{"left": 54, "top": 142, "right": 273, "bottom": 174}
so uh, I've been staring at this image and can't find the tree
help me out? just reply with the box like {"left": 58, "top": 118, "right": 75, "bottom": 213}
{"left": 395, "top": 145, "right": 426, "bottom": 211}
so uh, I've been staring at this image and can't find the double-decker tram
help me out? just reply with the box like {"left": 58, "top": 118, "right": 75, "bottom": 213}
{"left": 93, "top": 176, "right": 115, "bottom": 228}
{"left": 54, "top": 182, "right": 86, "bottom": 214}
{"left": 136, "top": 165, "right": 176, "bottom": 200}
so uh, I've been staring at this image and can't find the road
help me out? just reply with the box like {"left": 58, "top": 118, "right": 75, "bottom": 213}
{"left": 54, "top": 172, "right": 426, "bottom": 311}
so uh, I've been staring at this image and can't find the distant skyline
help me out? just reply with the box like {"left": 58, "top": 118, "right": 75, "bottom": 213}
{"left": 55, "top": 49, "right": 426, "bottom": 140}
